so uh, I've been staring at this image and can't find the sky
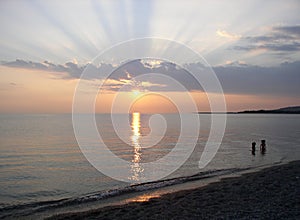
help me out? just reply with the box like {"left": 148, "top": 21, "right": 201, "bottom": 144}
{"left": 0, "top": 0, "right": 299, "bottom": 113}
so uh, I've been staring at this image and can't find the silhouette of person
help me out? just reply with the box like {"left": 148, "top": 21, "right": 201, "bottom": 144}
{"left": 260, "top": 140, "right": 266, "bottom": 154}
{"left": 251, "top": 142, "right": 256, "bottom": 155}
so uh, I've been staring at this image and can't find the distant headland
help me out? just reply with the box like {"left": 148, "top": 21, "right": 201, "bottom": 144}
{"left": 237, "top": 106, "right": 300, "bottom": 114}
{"left": 198, "top": 106, "right": 300, "bottom": 114}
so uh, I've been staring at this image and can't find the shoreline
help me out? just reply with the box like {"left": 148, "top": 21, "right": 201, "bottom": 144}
{"left": 48, "top": 160, "right": 300, "bottom": 220}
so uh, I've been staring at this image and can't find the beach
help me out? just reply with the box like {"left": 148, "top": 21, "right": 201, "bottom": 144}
{"left": 48, "top": 160, "right": 300, "bottom": 220}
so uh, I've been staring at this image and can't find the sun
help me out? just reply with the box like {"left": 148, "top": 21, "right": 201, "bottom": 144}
{"left": 132, "top": 90, "right": 141, "bottom": 96}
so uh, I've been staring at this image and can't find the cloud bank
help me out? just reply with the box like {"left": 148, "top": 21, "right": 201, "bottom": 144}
{"left": 2, "top": 58, "right": 300, "bottom": 97}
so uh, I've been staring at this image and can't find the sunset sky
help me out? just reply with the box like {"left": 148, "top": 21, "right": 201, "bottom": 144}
{"left": 0, "top": 0, "right": 300, "bottom": 113}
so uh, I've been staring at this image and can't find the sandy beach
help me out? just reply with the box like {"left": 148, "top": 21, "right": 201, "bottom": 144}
{"left": 47, "top": 160, "right": 300, "bottom": 220}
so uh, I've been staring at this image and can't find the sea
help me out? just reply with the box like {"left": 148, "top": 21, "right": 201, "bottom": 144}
{"left": 0, "top": 113, "right": 299, "bottom": 219}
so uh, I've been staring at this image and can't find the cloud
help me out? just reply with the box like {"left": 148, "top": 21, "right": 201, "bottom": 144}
{"left": 4, "top": 59, "right": 49, "bottom": 70}
{"left": 233, "top": 42, "right": 300, "bottom": 52}
{"left": 0, "top": 82, "right": 21, "bottom": 91}
{"left": 213, "top": 61, "right": 300, "bottom": 97}
{"left": 273, "top": 25, "right": 300, "bottom": 36}
{"left": 2, "top": 59, "right": 114, "bottom": 80}
{"left": 105, "top": 60, "right": 201, "bottom": 92}
{"left": 216, "top": 30, "right": 241, "bottom": 40}
{"left": 2, "top": 59, "right": 300, "bottom": 97}
{"left": 233, "top": 25, "right": 300, "bottom": 53}
{"left": 140, "top": 59, "right": 163, "bottom": 69}
{"left": 224, "top": 60, "right": 248, "bottom": 66}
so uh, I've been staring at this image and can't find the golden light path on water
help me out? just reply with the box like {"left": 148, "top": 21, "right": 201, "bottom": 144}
{"left": 130, "top": 112, "right": 144, "bottom": 181}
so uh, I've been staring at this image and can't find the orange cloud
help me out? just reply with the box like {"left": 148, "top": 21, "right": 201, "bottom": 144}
{"left": 216, "top": 30, "right": 241, "bottom": 40}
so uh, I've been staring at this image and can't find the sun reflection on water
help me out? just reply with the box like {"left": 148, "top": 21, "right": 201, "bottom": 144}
{"left": 130, "top": 112, "right": 144, "bottom": 181}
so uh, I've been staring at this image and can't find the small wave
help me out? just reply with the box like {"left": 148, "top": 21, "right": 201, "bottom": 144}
{"left": 0, "top": 167, "right": 249, "bottom": 219}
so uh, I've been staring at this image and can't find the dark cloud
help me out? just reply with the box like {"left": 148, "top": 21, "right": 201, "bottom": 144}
{"left": 109, "top": 60, "right": 300, "bottom": 97}
{"left": 2, "top": 59, "right": 300, "bottom": 97}
{"left": 96, "top": 59, "right": 202, "bottom": 92}
{"left": 213, "top": 61, "right": 300, "bottom": 97}
{"left": 4, "top": 59, "right": 48, "bottom": 70}
{"left": 233, "top": 42, "right": 300, "bottom": 52}
{"left": 233, "top": 25, "right": 300, "bottom": 52}
{"left": 4, "top": 59, "right": 67, "bottom": 72}
{"left": 273, "top": 25, "right": 300, "bottom": 36}
{"left": 2, "top": 59, "right": 115, "bottom": 80}
{"left": 243, "top": 34, "right": 295, "bottom": 43}
{"left": 265, "top": 42, "right": 300, "bottom": 51}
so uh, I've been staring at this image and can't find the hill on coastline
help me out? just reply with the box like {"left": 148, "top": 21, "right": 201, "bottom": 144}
{"left": 238, "top": 106, "right": 300, "bottom": 114}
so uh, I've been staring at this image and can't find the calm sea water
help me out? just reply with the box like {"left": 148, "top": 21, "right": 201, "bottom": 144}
{"left": 0, "top": 114, "right": 299, "bottom": 218}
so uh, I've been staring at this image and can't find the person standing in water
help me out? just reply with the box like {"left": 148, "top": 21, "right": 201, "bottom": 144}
{"left": 260, "top": 140, "right": 266, "bottom": 154}
{"left": 251, "top": 142, "right": 256, "bottom": 155}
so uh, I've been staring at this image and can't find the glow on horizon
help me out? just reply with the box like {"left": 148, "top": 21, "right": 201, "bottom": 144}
{"left": 0, "top": 64, "right": 299, "bottom": 113}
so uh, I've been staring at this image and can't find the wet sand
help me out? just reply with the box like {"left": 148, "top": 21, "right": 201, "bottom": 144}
{"left": 48, "top": 161, "right": 300, "bottom": 220}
